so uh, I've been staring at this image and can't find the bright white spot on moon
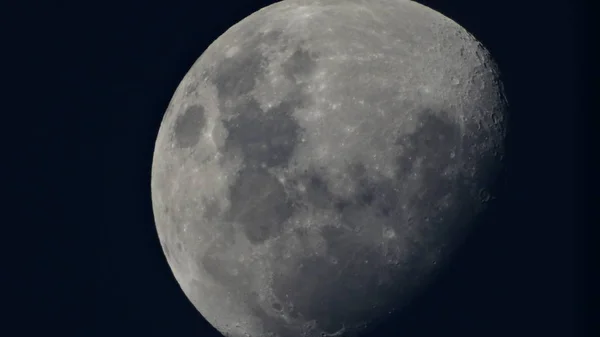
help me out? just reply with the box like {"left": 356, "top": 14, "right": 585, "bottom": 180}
{"left": 225, "top": 46, "right": 240, "bottom": 58}
{"left": 383, "top": 227, "right": 396, "bottom": 239}
{"left": 297, "top": 183, "right": 306, "bottom": 192}
{"left": 277, "top": 175, "right": 286, "bottom": 185}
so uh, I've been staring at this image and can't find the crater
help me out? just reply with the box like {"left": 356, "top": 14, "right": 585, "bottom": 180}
{"left": 173, "top": 104, "right": 206, "bottom": 148}
{"left": 271, "top": 302, "right": 283, "bottom": 311}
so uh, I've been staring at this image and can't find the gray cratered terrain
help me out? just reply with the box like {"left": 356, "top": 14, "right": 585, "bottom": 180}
{"left": 150, "top": 0, "right": 508, "bottom": 336}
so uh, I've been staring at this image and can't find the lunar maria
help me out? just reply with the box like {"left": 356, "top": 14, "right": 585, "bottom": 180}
{"left": 151, "top": 1, "right": 508, "bottom": 336}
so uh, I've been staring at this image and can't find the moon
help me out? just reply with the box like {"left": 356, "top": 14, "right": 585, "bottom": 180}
{"left": 151, "top": 0, "right": 508, "bottom": 336}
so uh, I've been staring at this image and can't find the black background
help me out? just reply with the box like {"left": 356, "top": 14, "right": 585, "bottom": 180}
{"left": 16, "top": 0, "right": 589, "bottom": 336}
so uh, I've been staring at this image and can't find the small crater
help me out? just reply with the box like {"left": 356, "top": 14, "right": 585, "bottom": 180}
{"left": 173, "top": 105, "right": 206, "bottom": 148}
{"left": 492, "top": 112, "right": 500, "bottom": 124}
{"left": 479, "top": 188, "right": 491, "bottom": 202}
{"left": 383, "top": 227, "right": 396, "bottom": 239}
{"left": 271, "top": 302, "right": 283, "bottom": 311}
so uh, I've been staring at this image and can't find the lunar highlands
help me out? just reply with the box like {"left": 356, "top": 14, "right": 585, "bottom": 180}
{"left": 151, "top": 0, "right": 508, "bottom": 336}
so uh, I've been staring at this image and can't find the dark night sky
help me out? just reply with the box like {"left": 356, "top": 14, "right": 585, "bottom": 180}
{"left": 17, "top": 0, "right": 589, "bottom": 336}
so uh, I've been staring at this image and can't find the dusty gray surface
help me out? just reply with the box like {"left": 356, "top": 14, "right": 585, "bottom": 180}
{"left": 151, "top": 1, "right": 508, "bottom": 336}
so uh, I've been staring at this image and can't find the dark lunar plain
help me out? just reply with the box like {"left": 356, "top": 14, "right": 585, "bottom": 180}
{"left": 151, "top": 1, "right": 510, "bottom": 336}
{"left": 16, "top": 0, "right": 591, "bottom": 336}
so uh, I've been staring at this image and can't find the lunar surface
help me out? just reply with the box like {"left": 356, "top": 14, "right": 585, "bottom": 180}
{"left": 151, "top": 0, "right": 508, "bottom": 336}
